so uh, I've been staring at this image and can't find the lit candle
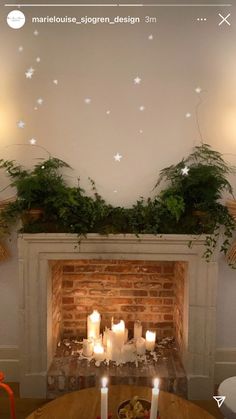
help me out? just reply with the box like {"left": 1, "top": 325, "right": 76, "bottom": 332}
{"left": 94, "top": 343, "right": 105, "bottom": 362}
{"left": 112, "top": 320, "right": 125, "bottom": 349}
{"left": 150, "top": 378, "right": 160, "bottom": 419}
{"left": 87, "top": 310, "right": 101, "bottom": 340}
{"left": 101, "top": 377, "right": 108, "bottom": 419}
{"left": 106, "top": 329, "right": 120, "bottom": 362}
{"left": 145, "top": 330, "right": 156, "bottom": 351}
{"left": 136, "top": 337, "right": 146, "bottom": 355}
{"left": 94, "top": 335, "right": 103, "bottom": 346}
{"left": 134, "top": 320, "right": 142, "bottom": 340}
{"left": 106, "top": 330, "right": 113, "bottom": 360}
{"left": 82, "top": 338, "right": 94, "bottom": 357}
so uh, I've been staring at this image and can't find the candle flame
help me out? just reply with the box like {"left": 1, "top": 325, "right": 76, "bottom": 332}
{"left": 146, "top": 330, "right": 156, "bottom": 341}
{"left": 90, "top": 310, "right": 100, "bottom": 322}
{"left": 94, "top": 343, "right": 104, "bottom": 354}
{"left": 153, "top": 378, "right": 159, "bottom": 389}
{"left": 102, "top": 377, "right": 108, "bottom": 388}
{"left": 112, "top": 320, "right": 125, "bottom": 332}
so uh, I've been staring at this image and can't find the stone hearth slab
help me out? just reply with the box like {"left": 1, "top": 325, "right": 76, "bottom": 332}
{"left": 47, "top": 344, "right": 187, "bottom": 399}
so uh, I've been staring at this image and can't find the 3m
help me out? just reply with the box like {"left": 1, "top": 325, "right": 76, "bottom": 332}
{"left": 145, "top": 16, "right": 158, "bottom": 24}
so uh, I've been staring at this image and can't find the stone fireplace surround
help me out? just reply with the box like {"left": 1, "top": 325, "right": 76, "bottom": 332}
{"left": 18, "top": 233, "right": 218, "bottom": 400}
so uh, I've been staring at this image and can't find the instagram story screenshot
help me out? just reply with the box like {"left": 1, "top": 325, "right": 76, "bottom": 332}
{"left": 0, "top": 0, "right": 236, "bottom": 418}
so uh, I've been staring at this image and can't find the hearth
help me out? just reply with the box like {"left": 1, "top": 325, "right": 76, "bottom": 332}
{"left": 18, "top": 233, "right": 218, "bottom": 399}
{"left": 47, "top": 337, "right": 187, "bottom": 399}
{"left": 47, "top": 258, "right": 187, "bottom": 398}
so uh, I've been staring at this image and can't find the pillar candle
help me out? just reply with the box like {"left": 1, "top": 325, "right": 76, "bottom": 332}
{"left": 101, "top": 377, "right": 108, "bottom": 419}
{"left": 106, "top": 329, "right": 120, "bottom": 362}
{"left": 87, "top": 310, "right": 101, "bottom": 340}
{"left": 136, "top": 337, "right": 146, "bottom": 355}
{"left": 112, "top": 320, "right": 125, "bottom": 349}
{"left": 145, "top": 330, "right": 156, "bottom": 351}
{"left": 150, "top": 378, "right": 160, "bottom": 419}
{"left": 106, "top": 330, "right": 114, "bottom": 360}
{"left": 134, "top": 320, "right": 142, "bottom": 340}
{"left": 82, "top": 338, "right": 94, "bottom": 357}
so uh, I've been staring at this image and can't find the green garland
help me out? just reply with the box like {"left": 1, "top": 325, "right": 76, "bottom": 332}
{"left": 0, "top": 144, "right": 235, "bottom": 266}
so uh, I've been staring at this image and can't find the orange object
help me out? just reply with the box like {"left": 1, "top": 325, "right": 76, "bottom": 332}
{"left": 0, "top": 372, "right": 16, "bottom": 419}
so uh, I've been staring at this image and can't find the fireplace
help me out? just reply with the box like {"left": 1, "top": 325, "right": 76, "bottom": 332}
{"left": 47, "top": 259, "right": 187, "bottom": 398}
{"left": 18, "top": 233, "right": 218, "bottom": 400}
{"left": 51, "top": 259, "right": 184, "bottom": 343}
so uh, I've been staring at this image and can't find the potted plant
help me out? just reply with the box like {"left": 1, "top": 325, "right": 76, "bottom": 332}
{"left": 0, "top": 157, "right": 71, "bottom": 233}
{"left": 155, "top": 143, "right": 236, "bottom": 262}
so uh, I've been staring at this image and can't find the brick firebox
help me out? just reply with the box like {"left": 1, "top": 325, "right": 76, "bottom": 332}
{"left": 18, "top": 234, "right": 218, "bottom": 400}
{"left": 51, "top": 260, "right": 186, "bottom": 354}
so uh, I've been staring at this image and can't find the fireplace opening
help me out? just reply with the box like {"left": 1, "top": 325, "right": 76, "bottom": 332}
{"left": 47, "top": 259, "right": 187, "bottom": 398}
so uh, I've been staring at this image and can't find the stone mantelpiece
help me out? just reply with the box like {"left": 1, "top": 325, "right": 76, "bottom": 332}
{"left": 18, "top": 234, "right": 218, "bottom": 399}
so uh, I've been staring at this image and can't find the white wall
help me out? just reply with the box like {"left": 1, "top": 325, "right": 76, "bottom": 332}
{"left": 0, "top": 1, "right": 236, "bottom": 359}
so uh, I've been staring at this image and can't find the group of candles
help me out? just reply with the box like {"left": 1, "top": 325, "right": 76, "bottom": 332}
{"left": 83, "top": 310, "right": 157, "bottom": 362}
{"left": 100, "top": 376, "right": 160, "bottom": 419}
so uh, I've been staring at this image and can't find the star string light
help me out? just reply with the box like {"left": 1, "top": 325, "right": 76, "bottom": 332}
{"left": 18, "top": 46, "right": 23, "bottom": 52}
{"left": 114, "top": 153, "right": 122, "bottom": 162}
{"left": 37, "top": 98, "right": 44, "bottom": 106}
{"left": 33, "top": 30, "right": 39, "bottom": 36}
{"left": 148, "top": 34, "right": 154, "bottom": 40}
{"left": 195, "top": 87, "right": 202, "bottom": 94}
{"left": 25, "top": 67, "right": 35, "bottom": 79}
{"left": 36, "top": 57, "right": 41, "bottom": 63}
{"left": 53, "top": 79, "right": 58, "bottom": 85}
{"left": 134, "top": 76, "right": 141, "bottom": 85}
{"left": 185, "top": 113, "right": 192, "bottom": 118}
{"left": 29, "top": 138, "right": 37, "bottom": 145}
{"left": 84, "top": 98, "right": 91, "bottom": 104}
{"left": 17, "top": 120, "right": 25, "bottom": 128}
{"left": 139, "top": 105, "right": 145, "bottom": 112}
{"left": 181, "top": 166, "right": 189, "bottom": 175}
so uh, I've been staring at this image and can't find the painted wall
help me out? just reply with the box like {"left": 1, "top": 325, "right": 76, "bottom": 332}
{"left": 0, "top": 1, "right": 236, "bottom": 356}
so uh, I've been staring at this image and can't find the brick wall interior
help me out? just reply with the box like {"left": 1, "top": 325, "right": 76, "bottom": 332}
{"left": 51, "top": 259, "right": 187, "bottom": 345}
{"left": 51, "top": 261, "right": 63, "bottom": 353}
{"left": 174, "top": 262, "right": 186, "bottom": 354}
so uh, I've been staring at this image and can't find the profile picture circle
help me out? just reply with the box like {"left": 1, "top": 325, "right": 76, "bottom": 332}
{"left": 7, "top": 10, "right": 26, "bottom": 29}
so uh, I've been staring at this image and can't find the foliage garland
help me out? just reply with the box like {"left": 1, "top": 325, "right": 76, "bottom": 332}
{"left": 0, "top": 144, "right": 235, "bottom": 266}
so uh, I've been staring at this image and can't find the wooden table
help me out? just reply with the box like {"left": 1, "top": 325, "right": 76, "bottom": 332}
{"left": 26, "top": 385, "right": 215, "bottom": 419}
